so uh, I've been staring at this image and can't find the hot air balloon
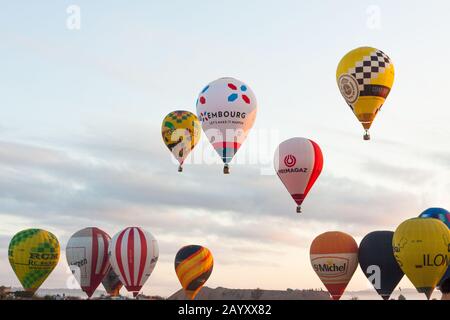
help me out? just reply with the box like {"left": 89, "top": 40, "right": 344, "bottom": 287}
{"left": 393, "top": 218, "right": 450, "bottom": 299}
{"left": 419, "top": 208, "right": 450, "bottom": 287}
{"left": 419, "top": 207, "right": 450, "bottom": 228}
{"left": 161, "top": 110, "right": 201, "bottom": 172}
{"left": 358, "top": 231, "right": 404, "bottom": 300}
{"left": 196, "top": 77, "right": 257, "bottom": 174}
{"left": 274, "top": 137, "right": 323, "bottom": 213}
{"left": 109, "top": 227, "right": 159, "bottom": 297}
{"left": 310, "top": 231, "right": 358, "bottom": 300}
{"left": 66, "top": 227, "right": 111, "bottom": 298}
{"left": 336, "top": 47, "right": 394, "bottom": 140}
{"left": 8, "top": 229, "right": 60, "bottom": 296}
{"left": 175, "top": 245, "right": 213, "bottom": 300}
{"left": 102, "top": 267, "right": 123, "bottom": 297}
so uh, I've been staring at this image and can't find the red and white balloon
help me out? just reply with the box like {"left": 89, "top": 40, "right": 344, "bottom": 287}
{"left": 274, "top": 137, "right": 323, "bottom": 213}
{"left": 108, "top": 227, "right": 159, "bottom": 297}
{"left": 66, "top": 227, "right": 111, "bottom": 298}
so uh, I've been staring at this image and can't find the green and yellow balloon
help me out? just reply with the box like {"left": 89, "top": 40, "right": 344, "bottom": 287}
{"left": 162, "top": 110, "right": 201, "bottom": 172}
{"left": 8, "top": 229, "right": 60, "bottom": 295}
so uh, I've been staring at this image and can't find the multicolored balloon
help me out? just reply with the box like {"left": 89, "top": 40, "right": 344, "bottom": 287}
{"left": 102, "top": 267, "right": 123, "bottom": 297}
{"left": 175, "top": 245, "right": 213, "bottom": 300}
{"left": 358, "top": 231, "right": 404, "bottom": 300}
{"left": 8, "top": 229, "right": 60, "bottom": 295}
{"left": 109, "top": 227, "right": 159, "bottom": 297}
{"left": 161, "top": 110, "right": 201, "bottom": 172}
{"left": 196, "top": 77, "right": 257, "bottom": 174}
{"left": 419, "top": 207, "right": 450, "bottom": 228}
{"left": 310, "top": 231, "right": 358, "bottom": 300}
{"left": 66, "top": 227, "right": 111, "bottom": 298}
{"left": 336, "top": 47, "right": 394, "bottom": 140}
{"left": 274, "top": 137, "right": 323, "bottom": 213}
{"left": 418, "top": 207, "right": 450, "bottom": 287}
{"left": 393, "top": 218, "right": 450, "bottom": 299}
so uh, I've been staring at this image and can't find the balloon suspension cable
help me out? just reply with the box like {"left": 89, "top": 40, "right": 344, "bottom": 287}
{"left": 296, "top": 205, "right": 302, "bottom": 214}
{"left": 223, "top": 164, "right": 230, "bottom": 174}
{"left": 178, "top": 164, "right": 183, "bottom": 172}
{"left": 363, "top": 130, "right": 371, "bottom": 141}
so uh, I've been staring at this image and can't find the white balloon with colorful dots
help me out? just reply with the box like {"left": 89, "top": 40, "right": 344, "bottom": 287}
{"left": 196, "top": 77, "right": 257, "bottom": 174}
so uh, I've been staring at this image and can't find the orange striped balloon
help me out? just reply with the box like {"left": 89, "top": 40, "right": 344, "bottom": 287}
{"left": 175, "top": 245, "right": 213, "bottom": 300}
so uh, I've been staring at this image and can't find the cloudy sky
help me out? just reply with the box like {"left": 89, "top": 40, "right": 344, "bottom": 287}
{"left": 0, "top": 1, "right": 449, "bottom": 298}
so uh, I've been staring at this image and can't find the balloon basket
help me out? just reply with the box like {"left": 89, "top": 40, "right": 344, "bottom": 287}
{"left": 223, "top": 164, "right": 230, "bottom": 174}
{"left": 296, "top": 206, "right": 302, "bottom": 213}
{"left": 178, "top": 165, "right": 183, "bottom": 172}
{"left": 363, "top": 131, "right": 370, "bottom": 141}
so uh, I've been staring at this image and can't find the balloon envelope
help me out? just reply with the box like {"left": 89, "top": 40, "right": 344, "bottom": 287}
{"left": 418, "top": 207, "right": 450, "bottom": 286}
{"left": 419, "top": 207, "right": 450, "bottom": 228}
{"left": 310, "top": 231, "right": 358, "bottom": 300}
{"left": 109, "top": 227, "right": 159, "bottom": 297}
{"left": 102, "top": 267, "right": 123, "bottom": 297}
{"left": 336, "top": 47, "right": 394, "bottom": 140}
{"left": 274, "top": 137, "right": 323, "bottom": 213}
{"left": 66, "top": 227, "right": 111, "bottom": 298}
{"left": 8, "top": 229, "right": 60, "bottom": 294}
{"left": 161, "top": 110, "right": 201, "bottom": 172}
{"left": 196, "top": 77, "right": 257, "bottom": 173}
{"left": 393, "top": 218, "right": 450, "bottom": 299}
{"left": 175, "top": 245, "right": 213, "bottom": 300}
{"left": 358, "top": 231, "right": 404, "bottom": 300}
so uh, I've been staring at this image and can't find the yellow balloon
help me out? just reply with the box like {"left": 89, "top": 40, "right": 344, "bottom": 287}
{"left": 393, "top": 218, "right": 450, "bottom": 299}
{"left": 161, "top": 110, "right": 201, "bottom": 172}
{"left": 336, "top": 47, "right": 394, "bottom": 140}
{"left": 175, "top": 245, "right": 213, "bottom": 300}
{"left": 8, "top": 229, "right": 60, "bottom": 295}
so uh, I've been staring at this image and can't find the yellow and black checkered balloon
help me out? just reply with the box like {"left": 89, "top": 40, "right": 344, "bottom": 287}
{"left": 337, "top": 47, "right": 394, "bottom": 140}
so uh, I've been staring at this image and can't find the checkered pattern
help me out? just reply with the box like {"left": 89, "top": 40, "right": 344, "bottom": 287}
{"left": 32, "top": 241, "right": 58, "bottom": 253}
{"left": 8, "top": 229, "right": 40, "bottom": 252}
{"left": 22, "top": 269, "right": 50, "bottom": 289}
{"left": 169, "top": 111, "right": 190, "bottom": 123}
{"left": 348, "top": 50, "right": 391, "bottom": 91}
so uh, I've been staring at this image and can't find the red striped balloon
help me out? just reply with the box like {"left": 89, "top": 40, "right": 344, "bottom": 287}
{"left": 66, "top": 227, "right": 111, "bottom": 298}
{"left": 109, "top": 227, "right": 159, "bottom": 297}
{"left": 274, "top": 137, "right": 323, "bottom": 213}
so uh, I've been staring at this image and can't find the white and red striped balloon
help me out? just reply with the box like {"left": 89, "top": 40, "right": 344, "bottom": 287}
{"left": 66, "top": 227, "right": 111, "bottom": 298}
{"left": 274, "top": 137, "right": 323, "bottom": 213}
{"left": 108, "top": 227, "right": 159, "bottom": 297}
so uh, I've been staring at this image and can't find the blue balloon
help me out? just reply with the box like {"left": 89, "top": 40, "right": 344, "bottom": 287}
{"left": 359, "top": 231, "right": 404, "bottom": 300}
{"left": 419, "top": 207, "right": 450, "bottom": 228}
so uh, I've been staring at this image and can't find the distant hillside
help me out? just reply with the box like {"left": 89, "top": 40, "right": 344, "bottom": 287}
{"left": 342, "top": 288, "right": 441, "bottom": 300}
{"left": 168, "top": 287, "right": 330, "bottom": 300}
{"left": 9, "top": 287, "right": 107, "bottom": 299}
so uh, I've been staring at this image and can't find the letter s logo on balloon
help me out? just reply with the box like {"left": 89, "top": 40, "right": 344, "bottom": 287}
{"left": 284, "top": 155, "right": 296, "bottom": 168}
